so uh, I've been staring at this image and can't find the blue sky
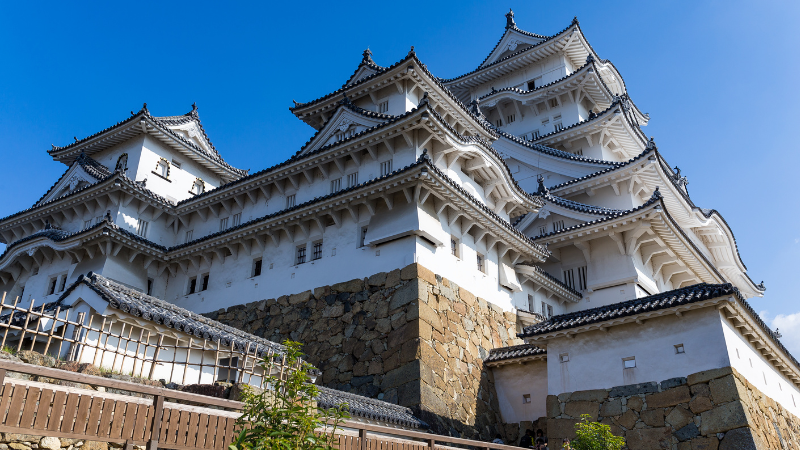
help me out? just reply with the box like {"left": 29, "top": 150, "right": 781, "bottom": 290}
{"left": 1, "top": 1, "right": 799, "bottom": 352}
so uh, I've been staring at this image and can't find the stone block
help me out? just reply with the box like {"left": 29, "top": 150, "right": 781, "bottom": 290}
{"left": 547, "top": 418, "right": 580, "bottom": 440}
{"left": 557, "top": 392, "right": 572, "bottom": 403}
{"left": 627, "top": 396, "right": 644, "bottom": 411}
{"left": 3, "top": 435, "right": 42, "bottom": 443}
{"left": 420, "top": 382, "right": 449, "bottom": 416}
{"left": 564, "top": 401, "right": 599, "bottom": 421}
{"left": 640, "top": 408, "right": 664, "bottom": 427}
{"left": 389, "top": 279, "right": 424, "bottom": 311}
{"left": 625, "top": 427, "right": 672, "bottom": 450}
{"left": 616, "top": 409, "right": 638, "bottom": 430}
{"left": 700, "top": 402, "right": 749, "bottom": 435}
{"left": 674, "top": 423, "right": 700, "bottom": 441}
{"left": 688, "top": 367, "right": 732, "bottom": 386}
{"left": 600, "top": 398, "right": 623, "bottom": 417}
{"left": 571, "top": 389, "right": 609, "bottom": 403}
{"left": 666, "top": 405, "right": 694, "bottom": 429}
{"left": 718, "top": 427, "right": 758, "bottom": 450}
{"left": 689, "top": 395, "right": 714, "bottom": 414}
{"left": 458, "top": 287, "right": 476, "bottom": 305}
{"left": 417, "top": 301, "right": 442, "bottom": 329}
{"left": 382, "top": 360, "right": 421, "bottom": 390}
{"left": 396, "top": 380, "right": 421, "bottom": 407}
{"left": 82, "top": 443, "right": 108, "bottom": 450}
{"left": 385, "top": 269, "right": 402, "bottom": 288}
{"left": 368, "top": 272, "right": 387, "bottom": 287}
{"left": 610, "top": 382, "right": 658, "bottom": 397}
{"left": 546, "top": 395, "right": 561, "bottom": 418}
{"left": 646, "top": 386, "right": 691, "bottom": 408}
{"left": 331, "top": 278, "right": 364, "bottom": 293}
{"left": 690, "top": 437, "right": 719, "bottom": 450}
{"left": 322, "top": 304, "right": 344, "bottom": 318}
{"left": 661, "top": 377, "right": 688, "bottom": 390}
{"left": 709, "top": 375, "right": 744, "bottom": 405}
{"left": 288, "top": 290, "right": 312, "bottom": 305}
{"left": 8, "top": 444, "right": 29, "bottom": 450}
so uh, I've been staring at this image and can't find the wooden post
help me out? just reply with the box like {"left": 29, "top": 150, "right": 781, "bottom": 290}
{"left": 148, "top": 334, "right": 165, "bottom": 380}
{"left": 359, "top": 428, "right": 368, "bottom": 450}
{"left": 0, "top": 368, "right": 6, "bottom": 384}
{"left": 124, "top": 441, "right": 133, "bottom": 450}
{"left": 148, "top": 394, "right": 164, "bottom": 450}
{"left": 428, "top": 438, "right": 436, "bottom": 449}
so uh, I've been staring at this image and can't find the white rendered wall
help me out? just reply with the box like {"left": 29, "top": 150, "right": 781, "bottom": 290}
{"left": 492, "top": 360, "right": 548, "bottom": 423}
{"left": 543, "top": 307, "right": 730, "bottom": 395}
{"left": 719, "top": 316, "right": 800, "bottom": 417}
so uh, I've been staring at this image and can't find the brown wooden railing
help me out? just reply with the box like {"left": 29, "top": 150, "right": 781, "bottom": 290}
{"left": 0, "top": 360, "right": 520, "bottom": 450}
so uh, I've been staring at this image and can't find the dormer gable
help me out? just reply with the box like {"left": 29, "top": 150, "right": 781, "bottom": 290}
{"left": 36, "top": 153, "right": 111, "bottom": 207}
{"left": 344, "top": 49, "right": 386, "bottom": 86}
{"left": 479, "top": 10, "right": 546, "bottom": 69}
{"left": 297, "top": 97, "right": 394, "bottom": 156}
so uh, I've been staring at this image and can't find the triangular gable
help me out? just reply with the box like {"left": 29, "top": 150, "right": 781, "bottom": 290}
{"left": 298, "top": 102, "right": 391, "bottom": 155}
{"left": 345, "top": 64, "right": 381, "bottom": 86}
{"left": 160, "top": 117, "right": 215, "bottom": 155}
{"left": 37, "top": 155, "right": 111, "bottom": 206}
{"left": 480, "top": 28, "right": 545, "bottom": 69}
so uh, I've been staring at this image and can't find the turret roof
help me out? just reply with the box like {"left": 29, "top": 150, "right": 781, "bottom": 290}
{"left": 48, "top": 104, "right": 246, "bottom": 179}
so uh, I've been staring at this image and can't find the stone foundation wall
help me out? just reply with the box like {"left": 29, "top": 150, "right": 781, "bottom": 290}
{"left": 546, "top": 366, "right": 800, "bottom": 449}
{"left": 205, "top": 263, "right": 523, "bottom": 439}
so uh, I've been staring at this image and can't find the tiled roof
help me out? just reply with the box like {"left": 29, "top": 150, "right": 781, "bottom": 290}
{"left": 441, "top": 19, "right": 579, "bottom": 84}
{"left": 530, "top": 97, "right": 646, "bottom": 146}
{"left": 546, "top": 194, "right": 626, "bottom": 216}
{"left": 290, "top": 50, "right": 498, "bottom": 138}
{"left": 520, "top": 283, "right": 741, "bottom": 337}
{"left": 0, "top": 223, "right": 83, "bottom": 261}
{"left": 298, "top": 96, "right": 397, "bottom": 152}
{"left": 533, "top": 188, "right": 663, "bottom": 241}
{"left": 48, "top": 104, "right": 246, "bottom": 178}
{"left": 547, "top": 146, "right": 656, "bottom": 192}
{"left": 33, "top": 153, "right": 111, "bottom": 207}
{"left": 517, "top": 263, "right": 583, "bottom": 298}
{"left": 485, "top": 344, "right": 545, "bottom": 363}
{"left": 519, "top": 282, "right": 788, "bottom": 369}
{"left": 495, "top": 127, "right": 618, "bottom": 166}
{"left": 59, "top": 273, "right": 284, "bottom": 357}
{"left": 316, "top": 386, "right": 428, "bottom": 429}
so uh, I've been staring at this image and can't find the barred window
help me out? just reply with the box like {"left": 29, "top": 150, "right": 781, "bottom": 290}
{"left": 232, "top": 213, "right": 241, "bottom": 227}
{"left": 476, "top": 253, "right": 485, "bottom": 273}
{"left": 137, "top": 219, "right": 149, "bottom": 237}
{"left": 296, "top": 245, "right": 306, "bottom": 265}
{"left": 380, "top": 160, "right": 392, "bottom": 177}
{"left": 286, "top": 194, "right": 296, "bottom": 208}
{"left": 346, "top": 173, "right": 358, "bottom": 188}
{"left": 377, "top": 101, "right": 389, "bottom": 113}
{"left": 312, "top": 241, "right": 323, "bottom": 260}
{"left": 330, "top": 178, "right": 342, "bottom": 193}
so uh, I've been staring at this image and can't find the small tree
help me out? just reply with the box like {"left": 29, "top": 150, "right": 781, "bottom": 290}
{"left": 229, "top": 340, "right": 350, "bottom": 450}
{"left": 568, "top": 414, "right": 625, "bottom": 450}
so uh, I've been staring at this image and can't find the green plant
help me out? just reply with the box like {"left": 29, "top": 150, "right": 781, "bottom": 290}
{"left": 2, "top": 345, "right": 17, "bottom": 355}
{"left": 229, "top": 340, "right": 349, "bottom": 450}
{"left": 569, "top": 414, "right": 625, "bottom": 450}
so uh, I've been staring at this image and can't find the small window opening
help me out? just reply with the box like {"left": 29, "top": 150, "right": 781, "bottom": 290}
{"left": 219, "top": 217, "right": 229, "bottom": 231}
{"left": 312, "top": 241, "right": 323, "bottom": 261}
{"left": 548, "top": 98, "right": 559, "bottom": 108}
{"left": 377, "top": 101, "right": 389, "bottom": 113}
{"left": 675, "top": 344, "right": 685, "bottom": 354}
{"left": 451, "top": 237, "right": 460, "bottom": 258}
{"left": 623, "top": 357, "right": 636, "bottom": 369}
{"left": 380, "top": 160, "right": 393, "bottom": 177}
{"left": 330, "top": 178, "right": 342, "bottom": 193}
{"left": 476, "top": 253, "right": 485, "bottom": 273}
{"left": 552, "top": 220, "right": 565, "bottom": 232}
{"left": 296, "top": 245, "right": 307, "bottom": 265}
{"left": 232, "top": 213, "right": 241, "bottom": 227}
{"left": 522, "top": 394, "right": 531, "bottom": 404}
{"left": 559, "top": 353, "right": 569, "bottom": 363}
{"left": 359, "top": 226, "right": 368, "bottom": 248}
{"left": 506, "top": 114, "right": 515, "bottom": 123}
{"left": 185, "top": 230, "right": 193, "bottom": 243}
{"left": 147, "top": 278, "right": 154, "bottom": 295}
{"left": 252, "top": 259, "right": 263, "bottom": 277}
{"left": 137, "top": 219, "right": 149, "bottom": 237}
{"left": 286, "top": 194, "right": 296, "bottom": 208}
{"left": 346, "top": 173, "right": 358, "bottom": 188}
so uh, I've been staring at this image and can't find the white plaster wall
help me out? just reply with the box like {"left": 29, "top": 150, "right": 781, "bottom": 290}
{"left": 543, "top": 307, "right": 730, "bottom": 394}
{"left": 136, "top": 136, "right": 224, "bottom": 203}
{"left": 492, "top": 360, "right": 548, "bottom": 423}
{"left": 720, "top": 316, "right": 800, "bottom": 417}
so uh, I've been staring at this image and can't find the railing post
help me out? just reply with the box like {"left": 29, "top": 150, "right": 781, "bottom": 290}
{"left": 359, "top": 428, "right": 368, "bottom": 450}
{"left": 0, "top": 369, "right": 6, "bottom": 384}
{"left": 147, "top": 395, "right": 164, "bottom": 450}
{"left": 428, "top": 438, "right": 435, "bottom": 449}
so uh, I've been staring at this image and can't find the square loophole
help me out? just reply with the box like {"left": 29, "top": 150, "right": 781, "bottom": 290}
{"left": 675, "top": 344, "right": 685, "bottom": 354}
{"left": 623, "top": 357, "right": 636, "bottom": 369}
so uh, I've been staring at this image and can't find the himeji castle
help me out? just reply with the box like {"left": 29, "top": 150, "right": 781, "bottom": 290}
{"left": 0, "top": 11, "right": 796, "bottom": 446}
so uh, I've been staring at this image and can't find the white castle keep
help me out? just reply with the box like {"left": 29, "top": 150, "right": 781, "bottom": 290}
{"left": 0, "top": 10, "right": 796, "bottom": 443}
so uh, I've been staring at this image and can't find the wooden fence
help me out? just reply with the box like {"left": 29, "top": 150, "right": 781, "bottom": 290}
{"left": 0, "top": 359, "right": 521, "bottom": 450}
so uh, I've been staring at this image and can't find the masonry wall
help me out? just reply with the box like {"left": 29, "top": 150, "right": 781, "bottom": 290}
{"left": 544, "top": 366, "right": 800, "bottom": 450}
{"left": 204, "top": 262, "right": 523, "bottom": 439}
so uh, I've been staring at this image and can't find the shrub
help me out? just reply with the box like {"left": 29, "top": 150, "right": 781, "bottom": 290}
{"left": 568, "top": 414, "right": 625, "bottom": 450}
{"left": 229, "top": 340, "right": 349, "bottom": 450}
